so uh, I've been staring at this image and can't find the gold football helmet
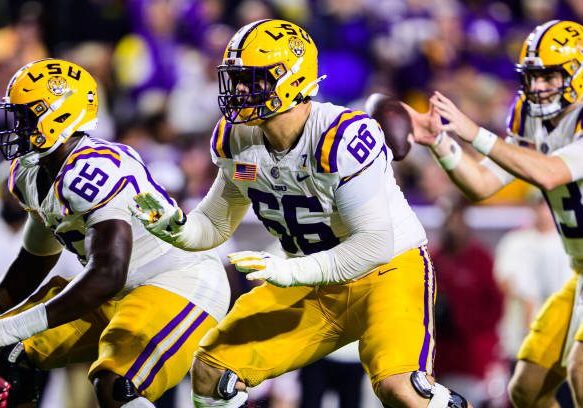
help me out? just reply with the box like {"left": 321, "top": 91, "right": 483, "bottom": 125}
{"left": 0, "top": 58, "right": 98, "bottom": 163}
{"left": 516, "top": 20, "right": 583, "bottom": 119}
{"left": 217, "top": 19, "right": 324, "bottom": 125}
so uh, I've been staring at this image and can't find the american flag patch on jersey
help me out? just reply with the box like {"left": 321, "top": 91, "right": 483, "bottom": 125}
{"left": 233, "top": 162, "right": 257, "bottom": 181}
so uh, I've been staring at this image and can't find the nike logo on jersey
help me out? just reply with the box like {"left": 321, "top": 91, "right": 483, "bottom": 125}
{"left": 296, "top": 174, "right": 309, "bottom": 182}
{"left": 378, "top": 267, "right": 397, "bottom": 276}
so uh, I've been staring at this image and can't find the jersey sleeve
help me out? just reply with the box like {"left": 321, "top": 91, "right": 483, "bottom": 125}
{"left": 552, "top": 138, "right": 583, "bottom": 181}
{"left": 55, "top": 146, "right": 140, "bottom": 221}
{"left": 315, "top": 110, "right": 388, "bottom": 183}
{"left": 22, "top": 212, "right": 63, "bottom": 256}
{"left": 573, "top": 108, "right": 583, "bottom": 140}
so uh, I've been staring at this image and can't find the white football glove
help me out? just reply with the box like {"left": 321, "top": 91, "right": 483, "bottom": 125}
{"left": 228, "top": 251, "right": 296, "bottom": 287}
{"left": 130, "top": 192, "right": 187, "bottom": 245}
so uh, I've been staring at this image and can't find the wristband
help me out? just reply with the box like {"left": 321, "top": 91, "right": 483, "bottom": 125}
{"left": 435, "top": 138, "right": 462, "bottom": 171}
{"left": 0, "top": 303, "right": 48, "bottom": 346}
{"left": 431, "top": 131, "right": 446, "bottom": 148}
{"left": 472, "top": 127, "right": 498, "bottom": 155}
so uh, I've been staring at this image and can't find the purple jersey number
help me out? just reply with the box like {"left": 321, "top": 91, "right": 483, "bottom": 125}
{"left": 248, "top": 188, "right": 340, "bottom": 254}
{"left": 69, "top": 163, "right": 109, "bottom": 202}
{"left": 347, "top": 123, "right": 376, "bottom": 163}
{"left": 552, "top": 182, "right": 583, "bottom": 238}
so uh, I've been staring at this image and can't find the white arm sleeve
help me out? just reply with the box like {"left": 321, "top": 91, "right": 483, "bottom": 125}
{"left": 552, "top": 138, "right": 583, "bottom": 181}
{"left": 175, "top": 169, "right": 251, "bottom": 250}
{"left": 285, "top": 157, "right": 394, "bottom": 285}
{"left": 479, "top": 135, "right": 517, "bottom": 185}
{"left": 22, "top": 213, "right": 63, "bottom": 256}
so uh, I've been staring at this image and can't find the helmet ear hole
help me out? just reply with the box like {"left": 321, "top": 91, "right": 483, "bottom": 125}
{"left": 54, "top": 113, "right": 71, "bottom": 123}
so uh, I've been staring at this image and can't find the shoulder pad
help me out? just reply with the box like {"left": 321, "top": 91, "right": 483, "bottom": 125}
{"left": 574, "top": 107, "right": 583, "bottom": 140}
{"left": 315, "top": 109, "right": 387, "bottom": 179}
{"left": 7, "top": 159, "right": 26, "bottom": 204}
{"left": 55, "top": 145, "right": 133, "bottom": 214}
{"left": 506, "top": 95, "right": 528, "bottom": 137}
{"left": 210, "top": 117, "right": 233, "bottom": 161}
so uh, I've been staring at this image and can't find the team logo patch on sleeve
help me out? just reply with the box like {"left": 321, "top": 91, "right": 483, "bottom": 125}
{"left": 233, "top": 162, "right": 257, "bottom": 181}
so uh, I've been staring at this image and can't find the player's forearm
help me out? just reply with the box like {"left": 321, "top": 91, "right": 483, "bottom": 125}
{"left": 487, "top": 139, "right": 571, "bottom": 190}
{"left": 288, "top": 184, "right": 395, "bottom": 285}
{"left": 173, "top": 208, "right": 235, "bottom": 250}
{"left": 44, "top": 220, "right": 131, "bottom": 327}
{"left": 431, "top": 134, "right": 503, "bottom": 201}
{"left": 321, "top": 229, "right": 393, "bottom": 283}
{"left": 44, "top": 262, "right": 127, "bottom": 327}
{"left": 283, "top": 228, "right": 393, "bottom": 286}
{"left": 173, "top": 171, "right": 250, "bottom": 250}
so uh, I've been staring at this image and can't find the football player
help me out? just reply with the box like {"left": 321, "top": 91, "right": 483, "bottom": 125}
{"left": 0, "top": 59, "right": 230, "bottom": 408}
{"left": 133, "top": 19, "right": 470, "bottom": 407}
{"left": 406, "top": 20, "right": 583, "bottom": 406}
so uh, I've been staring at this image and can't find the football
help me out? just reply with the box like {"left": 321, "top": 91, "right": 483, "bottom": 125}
{"left": 364, "top": 93, "right": 413, "bottom": 161}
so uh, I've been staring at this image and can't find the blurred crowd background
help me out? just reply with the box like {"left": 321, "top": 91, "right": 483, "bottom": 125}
{"left": 0, "top": 0, "right": 580, "bottom": 407}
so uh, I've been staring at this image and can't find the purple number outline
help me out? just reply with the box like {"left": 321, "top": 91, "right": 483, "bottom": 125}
{"left": 69, "top": 163, "right": 110, "bottom": 202}
{"left": 347, "top": 123, "right": 376, "bottom": 163}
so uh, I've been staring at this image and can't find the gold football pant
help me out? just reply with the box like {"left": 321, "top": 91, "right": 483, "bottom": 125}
{"left": 3, "top": 276, "right": 217, "bottom": 401}
{"left": 517, "top": 273, "right": 578, "bottom": 374}
{"left": 197, "top": 246, "right": 436, "bottom": 389}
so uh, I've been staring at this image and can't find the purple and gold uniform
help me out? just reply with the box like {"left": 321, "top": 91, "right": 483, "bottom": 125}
{"left": 7, "top": 135, "right": 230, "bottom": 400}
{"left": 483, "top": 98, "right": 583, "bottom": 373}
{"left": 198, "top": 101, "right": 430, "bottom": 389}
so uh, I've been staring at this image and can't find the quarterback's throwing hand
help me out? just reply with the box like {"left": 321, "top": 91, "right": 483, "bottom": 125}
{"left": 400, "top": 102, "right": 442, "bottom": 146}
{"left": 130, "top": 193, "right": 187, "bottom": 244}
{"left": 228, "top": 251, "right": 295, "bottom": 287}
{"left": 430, "top": 91, "right": 480, "bottom": 142}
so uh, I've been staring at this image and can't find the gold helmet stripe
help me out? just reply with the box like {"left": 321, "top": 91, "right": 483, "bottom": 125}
{"left": 228, "top": 19, "right": 273, "bottom": 59}
{"left": 527, "top": 20, "right": 560, "bottom": 58}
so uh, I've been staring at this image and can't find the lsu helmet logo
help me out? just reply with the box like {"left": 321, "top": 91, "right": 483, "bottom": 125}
{"left": 288, "top": 37, "right": 305, "bottom": 57}
{"left": 47, "top": 76, "right": 69, "bottom": 96}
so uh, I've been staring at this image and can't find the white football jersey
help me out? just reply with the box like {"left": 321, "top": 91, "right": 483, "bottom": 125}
{"left": 210, "top": 101, "right": 426, "bottom": 258}
{"left": 8, "top": 135, "right": 229, "bottom": 320}
{"left": 505, "top": 97, "right": 583, "bottom": 269}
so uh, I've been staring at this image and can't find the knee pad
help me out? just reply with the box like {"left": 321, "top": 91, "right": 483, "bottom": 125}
{"left": 410, "top": 371, "right": 468, "bottom": 408}
{"left": 0, "top": 342, "right": 45, "bottom": 407}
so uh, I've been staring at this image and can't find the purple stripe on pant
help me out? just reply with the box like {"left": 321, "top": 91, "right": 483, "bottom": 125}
{"left": 418, "top": 246, "right": 433, "bottom": 372}
{"left": 137, "top": 311, "right": 209, "bottom": 393}
{"left": 125, "top": 303, "right": 196, "bottom": 380}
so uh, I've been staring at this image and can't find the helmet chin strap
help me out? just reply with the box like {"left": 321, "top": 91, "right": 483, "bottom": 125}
{"left": 528, "top": 94, "right": 563, "bottom": 120}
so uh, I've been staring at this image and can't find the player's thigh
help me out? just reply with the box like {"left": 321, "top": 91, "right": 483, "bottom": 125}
{"left": 356, "top": 246, "right": 435, "bottom": 388}
{"left": 509, "top": 359, "right": 565, "bottom": 405}
{"left": 196, "top": 283, "right": 340, "bottom": 387}
{"left": 89, "top": 285, "right": 217, "bottom": 402}
{"left": 16, "top": 276, "right": 108, "bottom": 368}
{"left": 517, "top": 274, "right": 576, "bottom": 372}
